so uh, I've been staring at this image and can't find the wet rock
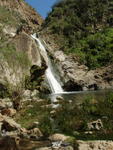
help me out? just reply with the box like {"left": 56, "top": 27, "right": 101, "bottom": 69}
{"left": 0, "top": 136, "right": 20, "bottom": 150}
{"left": 63, "top": 80, "right": 83, "bottom": 91}
{"left": 56, "top": 96, "right": 64, "bottom": 101}
{"left": 87, "top": 119, "right": 103, "bottom": 131}
{"left": 30, "top": 63, "right": 47, "bottom": 84}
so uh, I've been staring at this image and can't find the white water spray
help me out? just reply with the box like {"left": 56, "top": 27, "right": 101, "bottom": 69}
{"left": 31, "top": 34, "right": 63, "bottom": 94}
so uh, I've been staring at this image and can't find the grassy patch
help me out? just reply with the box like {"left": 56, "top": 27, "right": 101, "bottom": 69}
{"left": 15, "top": 100, "right": 53, "bottom": 136}
{"left": 15, "top": 91, "right": 113, "bottom": 140}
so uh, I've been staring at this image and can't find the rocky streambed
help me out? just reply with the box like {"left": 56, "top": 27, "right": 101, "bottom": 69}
{"left": 0, "top": 89, "right": 113, "bottom": 150}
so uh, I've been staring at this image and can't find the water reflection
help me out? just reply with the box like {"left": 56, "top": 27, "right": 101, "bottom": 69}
{"left": 50, "top": 89, "right": 113, "bottom": 104}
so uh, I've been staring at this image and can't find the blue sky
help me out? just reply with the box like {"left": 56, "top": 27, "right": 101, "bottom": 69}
{"left": 25, "top": 0, "right": 57, "bottom": 18}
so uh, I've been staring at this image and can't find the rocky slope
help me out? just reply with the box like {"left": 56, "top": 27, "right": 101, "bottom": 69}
{"left": 0, "top": 0, "right": 43, "bottom": 32}
{"left": 0, "top": 0, "right": 46, "bottom": 98}
{"left": 40, "top": 34, "right": 113, "bottom": 91}
{"left": 40, "top": 0, "right": 113, "bottom": 91}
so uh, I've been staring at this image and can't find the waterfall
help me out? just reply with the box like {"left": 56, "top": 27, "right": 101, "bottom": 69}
{"left": 31, "top": 34, "right": 63, "bottom": 94}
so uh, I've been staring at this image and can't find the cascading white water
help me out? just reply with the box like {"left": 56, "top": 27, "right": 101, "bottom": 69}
{"left": 31, "top": 34, "right": 63, "bottom": 94}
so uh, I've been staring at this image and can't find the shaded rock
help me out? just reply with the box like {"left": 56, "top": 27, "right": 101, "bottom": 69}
{"left": 0, "top": 114, "right": 21, "bottom": 131}
{"left": 0, "top": 136, "right": 20, "bottom": 150}
{"left": 29, "top": 128, "right": 43, "bottom": 138}
{"left": 28, "top": 122, "right": 40, "bottom": 130}
{"left": 87, "top": 119, "right": 103, "bottom": 131}
{"left": 22, "top": 90, "right": 31, "bottom": 100}
{"left": 63, "top": 80, "right": 83, "bottom": 91}
{"left": 13, "top": 99, "right": 22, "bottom": 111}
{"left": 1, "top": 108, "right": 16, "bottom": 117}
{"left": 0, "top": 101, "right": 6, "bottom": 110}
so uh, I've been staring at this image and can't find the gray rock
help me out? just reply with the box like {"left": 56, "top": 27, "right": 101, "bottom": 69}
{"left": 1, "top": 108, "right": 16, "bottom": 117}
{"left": 31, "top": 90, "right": 39, "bottom": 98}
{"left": 0, "top": 113, "right": 21, "bottom": 131}
{"left": 87, "top": 119, "right": 103, "bottom": 131}
{"left": 77, "top": 140, "right": 113, "bottom": 150}
{"left": 23, "top": 90, "right": 31, "bottom": 100}
{"left": 49, "top": 133, "right": 71, "bottom": 142}
{"left": 3, "top": 25, "right": 17, "bottom": 37}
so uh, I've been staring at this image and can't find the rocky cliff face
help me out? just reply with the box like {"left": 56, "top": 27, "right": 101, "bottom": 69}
{"left": 0, "top": 0, "right": 43, "bottom": 32}
{"left": 0, "top": 0, "right": 44, "bottom": 97}
{"left": 40, "top": 34, "right": 113, "bottom": 91}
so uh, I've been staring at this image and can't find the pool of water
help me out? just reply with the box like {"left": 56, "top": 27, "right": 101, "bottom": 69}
{"left": 49, "top": 89, "right": 113, "bottom": 103}
{"left": 47, "top": 89, "right": 113, "bottom": 140}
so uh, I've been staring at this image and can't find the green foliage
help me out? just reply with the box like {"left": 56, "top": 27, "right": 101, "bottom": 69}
{"left": 44, "top": 0, "right": 113, "bottom": 69}
{"left": 39, "top": 111, "right": 53, "bottom": 136}
{"left": 69, "top": 28, "right": 113, "bottom": 69}
{"left": 16, "top": 100, "right": 53, "bottom": 136}
{"left": 105, "top": 92, "right": 113, "bottom": 107}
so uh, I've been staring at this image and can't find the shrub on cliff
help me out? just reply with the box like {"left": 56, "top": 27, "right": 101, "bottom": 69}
{"left": 43, "top": 0, "right": 113, "bottom": 69}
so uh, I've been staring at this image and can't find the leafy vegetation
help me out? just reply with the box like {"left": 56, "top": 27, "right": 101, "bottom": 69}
{"left": 43, "top": 0, "right": 113, "bottom": 69}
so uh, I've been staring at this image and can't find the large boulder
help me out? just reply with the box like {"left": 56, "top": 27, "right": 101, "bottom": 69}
{"left": 49, "top": 133, "right": 71, "bottom": 142}
{"left": 1, "top": 108, "right": 16, "bottom": 117}
{"left": 87, "top": 119, "right": 103, "bottom": 131}
{"left": 0, "top": 113, "right": 21, "bottom": 131}
{"left": 77, "top": 140, "right": 113, "bottom": 150}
